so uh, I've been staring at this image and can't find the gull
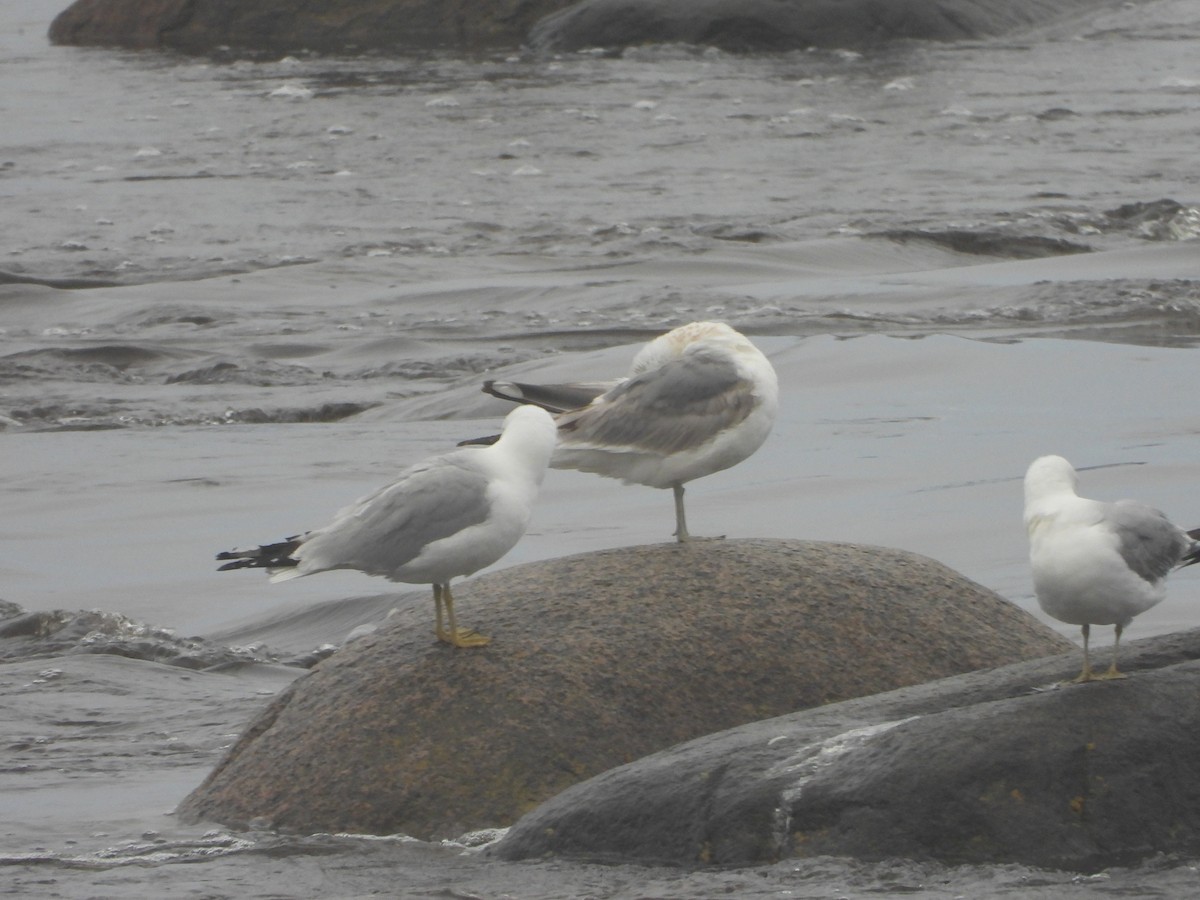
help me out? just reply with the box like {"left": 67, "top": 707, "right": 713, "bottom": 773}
{"left": 1023, "top": 454, "right": 1200, "bottom": 682}
{"left": 216, "top": 405, "right": 557, "bottom": 648}
{"left": 477, "top": 322, "right": 778, "bottom": 542}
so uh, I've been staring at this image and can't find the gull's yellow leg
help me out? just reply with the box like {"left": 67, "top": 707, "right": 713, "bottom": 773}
{"left": 433, "top": 583, "right": 450, "bottom": 643}
{"left": 672, "top": 482, "right": 724, "bottom": 544}
{"left": 1070, "top": 623, "right": 1096, "bottom": 683}
{"left": 1096, "top": 622, "right": 1129, "bottom": 680}
{"left": 440, "top": 583, "right": 490, "bottom": 649}
{"left": 673, "top": 483, "right": 690, "bottom": 543}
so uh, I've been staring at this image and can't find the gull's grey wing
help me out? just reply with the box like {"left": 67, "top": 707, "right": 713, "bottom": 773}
{"left": 298, "top": 454, "right": 492, "bottom": 576}
{"left": 556, "top": 345, "right": 755, "bottom": 456}
{"left": 1109, "top": 499, "right": 1190, "bottom": 585}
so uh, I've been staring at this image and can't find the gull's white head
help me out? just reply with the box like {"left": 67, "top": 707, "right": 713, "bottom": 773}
{"left": 496, "top": 405, "right": 558, "bottom": 475}
{"left": 631, "top": 321, "right": 761, "bottom": 376}
{"left": 1023, "top": 455, "right": 1080, "bottom": 537}
{"left": 1024, "top": 454, "right": 1079, "bottom": 505}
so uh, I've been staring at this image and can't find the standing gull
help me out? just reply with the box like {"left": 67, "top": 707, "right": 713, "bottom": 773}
{"left": 216, "top": 405, "right": 557, "bottom": 648}
{"left": 479, "top": 322, "right": 779, "bottom": 542}
{"left": 1023, "top": 454, "right": 1200, "bottom": 682}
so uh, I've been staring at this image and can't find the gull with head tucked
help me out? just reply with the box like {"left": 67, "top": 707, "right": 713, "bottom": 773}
{"left": 1023, "top": 454, "right": 1200, "bottom": 682}
{"left": 216, "top": 405, "right": 558, "bottom": 648}
{"left": 478, "top": 322, "right": 779, "bottom": 542}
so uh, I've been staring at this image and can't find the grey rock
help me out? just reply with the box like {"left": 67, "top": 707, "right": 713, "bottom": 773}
{"left": 529, "top": 0, "right": 1117, "bottom": 54}
{"left": 177, "top": 539, "right": 1069, "bottom": 839}
{"left": 46, "top": 0, "right": 1122, "bottom": 56}
{"left": 493, "top": 627, "right": 1200, "bottom": 872}
{"left": 48, "top": 0, "right": 576, "bottom": 55}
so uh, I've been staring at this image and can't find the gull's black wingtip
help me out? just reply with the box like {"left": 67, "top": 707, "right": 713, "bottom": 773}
{"left": 1181, "top": 528, "right": 1200, "bottom": 568}
{"left": 214, "top": 537, "right": 303, "bottom": 571}
{"left": 458, "top": 432, "right": 501, "bottom": 447}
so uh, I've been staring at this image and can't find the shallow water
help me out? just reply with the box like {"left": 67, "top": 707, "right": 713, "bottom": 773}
{"left": 3, "top": 0, "right": 1200, "bottom": 895}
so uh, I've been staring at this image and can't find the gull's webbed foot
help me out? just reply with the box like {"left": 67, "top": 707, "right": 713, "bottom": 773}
{"left": 1069, "top": 663, "right": 1096, "bottom": 684}
{"left": 670, "top": 484, "right": 727, "bottom": 544}
{"left": 433, "top": 583, "right": 491, "bottom": 649}
{"left": 675, "top": 532, "right": 726, "bottom": 544}
{"left": 438, "top": 627, "right": 491, "bottom": 649}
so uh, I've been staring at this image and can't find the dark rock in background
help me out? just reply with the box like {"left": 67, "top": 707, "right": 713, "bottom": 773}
{"left": 48, "top": 0, "right": 576, "bottom": 55}
{"left": 528, "top": 0, "right": 1115, "bottom": 54}
{"left": 47, "top": 0, "right": 1119, "bottom": 56}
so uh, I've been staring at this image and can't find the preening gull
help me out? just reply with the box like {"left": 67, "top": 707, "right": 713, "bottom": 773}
{"left": 478, "top": 322, "right": 779, "bottom": 542}
{"left": 1023, "top": 454, "right": 1200, "bottom": 682}
{"left": 216, "top": 405, "right": 557, "bottom": 648}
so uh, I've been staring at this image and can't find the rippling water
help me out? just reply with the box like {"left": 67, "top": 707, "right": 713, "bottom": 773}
{"left": 3, "top": 0, "right": 1200, "bottom": 895}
